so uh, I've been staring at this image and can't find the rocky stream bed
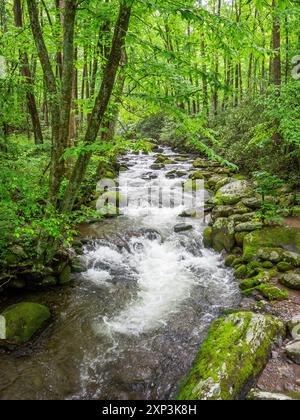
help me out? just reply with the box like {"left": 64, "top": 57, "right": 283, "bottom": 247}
{"left": 0, "top": 146, "right": 299, "bottom": 400}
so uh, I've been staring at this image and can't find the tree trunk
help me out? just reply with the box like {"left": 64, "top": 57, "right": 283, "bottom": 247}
{"left": 14, "top": 0, "right": 43, "bottom": 145}
{"left": 60, "top": 1, "right": 134, "bottom": 213}
{"left": 272, "top": 0, "right": 281, "bottom": 87}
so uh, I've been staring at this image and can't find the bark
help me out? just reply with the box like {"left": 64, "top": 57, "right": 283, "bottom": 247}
{"left": 60, "top": 1, "right": 134, "bottom": 213}
{"left": 272, "top": 0, "right": 281, "bottom": 87}
{"left": 14, "top": 0, "right": 43, "bottom": 145}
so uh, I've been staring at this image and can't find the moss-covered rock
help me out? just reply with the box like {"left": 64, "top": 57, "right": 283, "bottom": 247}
{"left": 188, "top": 171, "right": 206, "bottom": 180}
{"left": 262, "top": 261, "right": 274, "bottom": 269}
{"left": 257, "top": 248, "right": 284, "bottom": 263}
{"left": 176, "top": 312, "right": 285, "bottom": 400}
{"left": 243, "top": 226, "right": 300, "bottom": 261}
{"left": 285, "top": 341, "right": 300, "bottom": 364}
{"left": 184, "top": 179, "right": 204, "bottom": 192}
{"left": 225, "top": 255, "right": 236, "bottom": 267}
{"left": 211, "top": 218, "right": 236, "bottom": 252}
{"left": 203, "top": 227, "right": 213, "bottom": 248}
{"left": 235, "top": 265, "right": 248, "bottom": 279}
{"left": 212, "top": 205, "right": 235, "bottom": 219}
{"left": 241, "top": 197, "right": 261, "bottom": 210}
{"left": 279, "top": 270, "right": 300, "bottom": 290}
{"left": 1, "top": 302, "right": 50, "bottom": 344}
{"left": 257, "top": 284, "right": 289, "bottom": 301}
{"left": 215, "top": 181, "right": 253, "bottom": 205}
{"left": 206, "top": 175, "right": 229, "bottom": 190}
{"left": 292, "top": 206, "right": 300, "bottom": 216}
{"left": 235, "top": 231, "right": 248, "bottom": 247}
{"left": 58, "top": 266, "right": 72, "bottom": 285}
{"left": 277, "top": 261, "right": 293, "bottom": 272}
{"left": 235, "top": 222, "right": 263, "bottom": 233}
{"left": 229, "top": 213, "right": 256, "bottom": 224}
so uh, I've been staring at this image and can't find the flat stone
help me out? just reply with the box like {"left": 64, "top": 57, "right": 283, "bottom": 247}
{"left": 247, "top": 389, "right": 293, "bottom": 401}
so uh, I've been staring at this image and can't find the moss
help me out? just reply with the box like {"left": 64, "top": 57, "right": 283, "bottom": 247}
{"left": 240, "top": 277, "right": 262, "bottom": 291}
{"left": 235, "top": 231, "right": 248, "bottom": 247}
{"left": 242, "top": 284, "right": 288, "bottom": 301}
{"left": 225, "top": 255, "right": 236, "bottom": 267}
{"left": 235, "top": 265, "right": 248, "bottom": 279}
{"left": 277, "top": 261, "right": 293, "bottom": 272}
{"left": 232, "top": 257, "right": 245, "bottom": 267}
{"left": 262, "top": 261, "right": 274, "bottom": 269}
{"left": 184, "top": 179, "right": 204, "bottom": 192}
{"left": 58, "top": 266, "right": 72, "bottom": 285}
{"left": 203, "top": 227, "right": 213, "bottom": 248}
{"left": 243, "top": 226, "right": 300, "bottom": 261}
{"left": 1, "top": 302, "right": 50, "bottom": 344}
{"left": 189, "top": 171, "right": 206, "bottom": 180}
{"left": 258, "top": 284, "right": 289, "bottom": 301}
{"left": 211, "top": 218, "right": 236, "bottom": 252}
{"left": 176, "top": 312, "right": 285, "bottom": 400}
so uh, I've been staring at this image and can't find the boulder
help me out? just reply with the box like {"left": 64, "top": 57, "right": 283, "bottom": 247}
{"left": 285, "top": 341, "right": 300, "bottom": 364}
{"left": 58, "top": 266, "right": 72, "bottom": 285}
{"left": 257, "top": 248, "right": 284, "bottom": 263}
{"left": 211, "top": 218, "right": 235, "bottom": 252}
{"left": 212, "top": 205, "right": 235, "bottom": 219}
{"left": 241, "top": 197, "right": 261, "bottom": 210}
{"left": 243, "top": 226, "right": 300, "bottom": 261}
{"left": 215, "top": 181, "right": 253, "bottom": 205}
{"left": 203, "top": 227, "right": 213, "bottom": 248}
{"left": 280, "top": 270, "right": 300, "bottom": 290}
{"left": 207, "top": 175, "right": 230, "bottom": 190}
{"left": 0, "top": 302, "right": 50, "bottom": 345}
{"left": 176, "top": 312, "right": 285, "bottom": 400}
{"left": 151, "top": 163, "right": 165, "bottom": 170}
{"left": 229, "top": 213, "right": 256, "bottom": 224}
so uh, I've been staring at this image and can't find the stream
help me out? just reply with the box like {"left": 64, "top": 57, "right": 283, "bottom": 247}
{"left": 0, "top": 148, "right": 240, "bottom": 400}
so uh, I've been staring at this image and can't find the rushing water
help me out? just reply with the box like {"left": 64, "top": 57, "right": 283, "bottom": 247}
{"left": 0, "top": 148, "right": 240, "bottom": 400}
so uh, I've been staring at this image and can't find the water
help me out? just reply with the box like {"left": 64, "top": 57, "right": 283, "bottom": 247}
{"left": 0, "top": 148, "right": 240, "bottom": 400}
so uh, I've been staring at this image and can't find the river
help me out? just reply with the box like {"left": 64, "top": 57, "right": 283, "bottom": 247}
{"left": 0, "top": 148, "right": 240, "bottom": 400}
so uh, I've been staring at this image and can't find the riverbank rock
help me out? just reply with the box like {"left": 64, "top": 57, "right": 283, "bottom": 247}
{"left": 211, "top": 218, "right": 235, "bottom": 252}
{"left": 279, "top": 270, "right": 300, "bottom": 290}
{"left": 215, "top": 180, "right": 253, "bottom": 205}
{"left": 0, "top": 302, "right": 50, "bottom": 345}
{"left": 247, "top": 390, "right": 293, "bottom": 401}
{"left": 176, "top": 312, "right": 285, "bottom": 400}
{"left": 285, "top": 341, "right": 300, "bottom": 364}
{"left": 243, "top": 226, "right": 300, "bottom": 261}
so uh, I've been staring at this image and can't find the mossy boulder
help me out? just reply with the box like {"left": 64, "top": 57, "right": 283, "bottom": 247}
{"left": 212, "top": 205, "right": 234, "bottom": 220}
{"left": 58, "top": 266, "right": 72, "bottom": 285}
{"left": 203, "top": 227, "right": 213, "bottom": 248}
{"left": 285, "top": 341, "right": 300, "bottom": 364}
{"left": 176, "top": 312, "right": 285, "bottom": 400}
{"left": 234, "top": 265, "right": 248, "bottom": 279}
{"left": 225, "top": 255, "right": 236, "bottom": 267}
{"left": 257, "top": 248, "right": 284, "bottom": 263}
{"left": 188, "top": 171, "right": 206, "bottom": 180}
{"left": 279, "top": 270, "right": 300, "bottom": 290}
{"left": 211, "top": 218, "right": 236, "bottom": 252}
{"left": 184, "top": 179, "right": 204, "bottom": 192}
{"left": 215, "top": 181, "right": 253, "bottom": 205}
{"left": 277, "top": 261, "right": 293, "bottom": 272}
{"left": 229, "top": 213, "right": 256, "bottom": 224}
{"left": 0, "top": 302, "right": 50, "bottom": 345}
{"left": 235, "top": 231, "right": 248, "bottom": 247}
{"left": 243, "top": 226, "right": 300, "bottom": 262}
{"left": 206, "top": 175, "right": 229, "bottom": 190}
{"left": 151, "top": 163, "right": 165, "bottom": 170}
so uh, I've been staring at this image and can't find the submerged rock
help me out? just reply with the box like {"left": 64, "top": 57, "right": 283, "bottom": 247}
{"left": 0, "top": 302, "right": 50, "bottom": 345}
{"left": 174, "top": 224, "right": 193, "bottom": 233}
{"left": 176, "top": 312, "right": 285, "bottom": 400}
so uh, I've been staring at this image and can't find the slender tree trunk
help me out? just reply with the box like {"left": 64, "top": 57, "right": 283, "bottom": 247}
{"left": 60, "top": 1, "right": 134, "bottom": 213}
{"left": 272, "top": 0, "right": 281, "bottom": 87}
{"left": 14, "top": 0, "right": 43, "bottom": 145}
